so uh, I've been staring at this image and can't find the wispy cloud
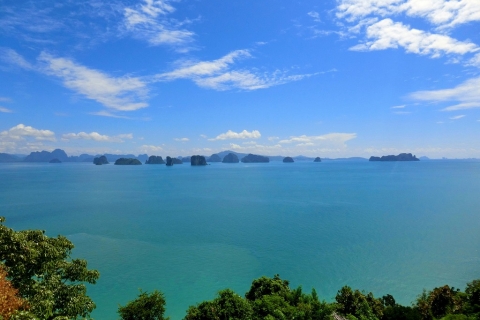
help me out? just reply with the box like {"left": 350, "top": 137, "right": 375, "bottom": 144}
{"left": 140, "top": 144, "right": 164, "bottom": 153}
{"left": 0, "top": 107, "right": 13, "bottom": 113}
{"left": 0, "top": 124, "right": 56, "bottom": 142}
{"left": 450, "top": 115, "right": 465, "bottom": 120}
{"left": 174, "top": 137, "right": 189, "bottom": 142}
{"left": 391, "top": 104, "right": 406, "bottom": 109}
{"left": 350, "top": 19, "right": 479, "bottom": 57}
{"left": 279, "top": 133, "right": 357, "bottom": 146}
{"left": 62, "top": 131, "right": 133, "bottom": 142}
{"left": 409, "top": 76, "right": 480, "bottom": 111}
{"left": 336, "top": 0, "right": 480, "bottom": 29}
{"left": 157, "top": 50, "right": 319, "bottom": 91}
{"left": 0, "top": 48, "right": 33, "bottom": 69}
{"left": 210, "top": 130, "right": 261, "bottom": 141}
{"left": 39, "top": 52, "right": 149, "bottom": 111}
{"left": 123, "top": 0, "right": 195, "bottom": 51}
{"left": 308, "top": 11, "right": 321, "bottom": 22}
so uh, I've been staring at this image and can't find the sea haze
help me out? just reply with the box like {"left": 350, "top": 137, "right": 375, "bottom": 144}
{"left": 1, "top": 161, "right": 479, "bottom": 319}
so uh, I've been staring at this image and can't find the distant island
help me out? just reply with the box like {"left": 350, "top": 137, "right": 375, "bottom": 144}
{"left": 314, "top": 157, "right": 321, "bottom": 162}
{"left": 222, "top": 153, "right": 239, "bottom": 163}
{"left": 114, "top": 158, "right": 142, "bottom": 165}
{"left": 191, "top": 155, "right": 207, "bottom": 166}
{"left": 93, "top": 156, "right": 109, "bottom": 165}
{"left": 241, "top": 154, "right": 270, "bottom": 163}
{"left": 283, "top": 157, "right": 294, "bottom": 163}
{"left": 145, "top": 156, "right": 165, "bottom": 164}
{"left": 49, "top": 158, "right": 61, "bottom": 163}
{"left": 369, "top": 153, "right": 420, "bottom": 161}
{"left": 208, "top": 154, "right": 221, "bottom": 162}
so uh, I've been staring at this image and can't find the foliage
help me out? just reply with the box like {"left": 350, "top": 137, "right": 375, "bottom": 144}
{"left": 0, "top": 217, "right": 99, "bottom": 320}
{"left": 0, "top": 265, "right": 27, "bottom": 319}
{"left": 184, "top": 289, "right": 253, "bottom": 320}
{"left": 118, "top": 290, "right": 168, "bottom": 320}
{"left": 335, "top": 286, "right": 383, "bottom": 320}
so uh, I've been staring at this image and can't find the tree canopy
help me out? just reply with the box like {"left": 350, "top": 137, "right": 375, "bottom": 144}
{"left": 0, "top": 217, "right": 99, "bottom": 320}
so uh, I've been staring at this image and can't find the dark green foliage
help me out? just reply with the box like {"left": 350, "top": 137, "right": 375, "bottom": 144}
{"left": 335, "top": 286, "right": 384, "bottom": 320}
{"left": 465, "top": 280, "right": 480, "bottom": 315}
{"left": 114, "top": 158, "right": 142, "bottom": 165}
{"left": 118, "top": 290, "right": 168, "bottom": 320}
{"left": 184, "top": 289, "right": 253, "bottom": 320}
{"left": 0, "top": 217, "right": 99, "bottom": 320}
{"left": 245, "top": 274, "right": 290, "bottom": 301}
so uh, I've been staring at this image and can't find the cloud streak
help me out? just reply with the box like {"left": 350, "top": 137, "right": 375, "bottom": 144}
{"left": 62, "top": 131, "right": 133, "bottom": 142}
{"left": 409, "top": 77, "right": 480, "bottom": 111}
{"left": 210, "top": 130, "right": 261, "bottom": 141}
{"left": 157, "top": 50, "right": 319, "bottom": 91}
{"left": 350, "top": 19, "right": 479, "bottom": 57}
{"left": 39, "top": 53, "right": 149, "bottom": 111}
{"left": 123, "top": 0, "right": 195, "bottom": 51}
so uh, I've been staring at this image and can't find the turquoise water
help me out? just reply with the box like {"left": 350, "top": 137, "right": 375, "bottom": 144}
{"left": 1, "top": 161, "right": 479, "bottom": 319}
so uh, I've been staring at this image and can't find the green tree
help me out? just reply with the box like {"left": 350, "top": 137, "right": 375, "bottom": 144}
{"left": 465, "top": 280, "right": 480, "bottom": 315}
{"left": 184, "top": 289, "right": 253, "bottom": 320}
{"left": 118, "top": 290, "right": 168, "bottom": 320}
{"left": 0, "top": 217, "right": 99, "bottom": 320}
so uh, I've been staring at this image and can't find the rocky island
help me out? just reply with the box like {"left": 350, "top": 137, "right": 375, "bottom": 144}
{"left": 222, "top": 153, "right": 239, "bottom": 163}
{"left": 314, "top": 157, "right": 321, "bottom": 162}
{"left": 283, "top": 157, "right": 294, "bottom": 163}
{"left": 114, "top": 158, "right": 142, "bottom": 165}
{"left": 93, "top": 156, "right": 109, "bottom": 165}
{"left": 241, "top": 154, "right": 269, "bottom": 163}
{"left": 208, "top": 154, "right": 221, "bottom": 162}
{"left": 369, "top": 153, "right": 420, "bottom": 161}
{"left": 49, "top": 158, "right": 61, "bottom": 163}
{"left": 145, "top": 156, "right": 165, "bottom": 164}
{"left": 191, "top": 155, "right": 207, "bottom": 166}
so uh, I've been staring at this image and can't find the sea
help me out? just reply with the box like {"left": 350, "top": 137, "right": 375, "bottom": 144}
{"left": 0, "top": 160, "right": 479, "bottom": 319}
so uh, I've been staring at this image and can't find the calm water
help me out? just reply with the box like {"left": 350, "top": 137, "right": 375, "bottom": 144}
{"left": 0, "top": 161, "right": 479, "bottom": 319}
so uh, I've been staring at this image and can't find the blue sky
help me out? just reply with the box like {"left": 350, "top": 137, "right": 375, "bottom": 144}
{"left": 0, "top": 0, "right": 479, "bottom": 158}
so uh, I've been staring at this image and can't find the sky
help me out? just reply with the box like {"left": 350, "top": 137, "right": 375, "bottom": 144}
{"left": 0, "top": 0, "right": 479, "bottom": 158}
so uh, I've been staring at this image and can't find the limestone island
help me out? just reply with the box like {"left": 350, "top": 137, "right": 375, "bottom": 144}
{"left": 172, "top": 158, "right": 183, "bottom": 164}
{"left": 241, "top": 154, "right": 269, "bottom": 163}
{"left": 166, "top": 156, "right": 182, "bottom": 166}
{"left": 93, "top": 155, "right": 109, "bottom": 165}
{"left": 208, "top": 154, "right": 221, "bottom": 162}
{"left": 369, "top": 153, "right": 420, "bottom": 161}
{"left": 283, "top": 157, "right": 294, "bottom": 163}
{"left": 222, "top": 153, "right": 239, "bottom": 163}
{"left": 145, "top": 156, "right": 165, "bottom": 164}
{"left": 49, "top": 158, "right": 61, "bottom": 163}
{"left": 191, "top": 155, "right": 207, "bottom": 166}
{"left": 114, "top": 158, "right": 142, "bottom": 165}
{"left": 314, "top": 157, "right": 321, "bottom": 162}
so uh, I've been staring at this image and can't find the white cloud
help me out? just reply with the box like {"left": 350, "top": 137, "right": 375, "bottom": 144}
{"left": 308, "top": 11, "right": 321, "bottom": 22}
{"left": 156, "top": 50, "right": 317, "bottom": 91}
{"left": 468, "top": 53, "right": 480, "bottom": 68}
{"left": 409, "top": 76, "right": 480, "bottom": 111}
{"left": 62, "top": 132, "right": 133, "bottom": 142}
{"left": 0, "top": 107, "right": 13, "bottom": 113}
{"left": 199, "top": 134, "right": 207, "bottom": 139}
{"left": 0, "top": 48, "right": 33, "bottom": 69}
{"left": 350, "top": 19, "right": 479, "bottom": 57}
{"left": 210, "top": 130, "right": 261, "bottom": 141}
{"left": 89, "top": 111, "right": 132, "bottom": 119}
{"left": 0, "top": 124, "right": 56, "bottom": 141}
{"left": 279, "top": 133, "right": 357, "bottom": 145}
{"left": 336, "top": 0, "right": 480, "bottom": 29}
{"left": 140, "top": 145, "right": 164, "bottom": 153}
{"left": 174, "top": 138, "right": 189, "bottom": 142}
{"left": 0, "top": 97, "right": 12, "bottom": 102}
{"left": 158, "top": 50, "right": 251, "bottom": 80}
{"left": 123, "top": 0, "right": 194, "bottom": 50}
{"left": 450, "top": 115, "right": 465, "bottom": 120}
{"left": 268, "top": 136, "right": 280, "bottom": 141}
{"left": 391, "top": 104, "right": 406, "bottom": 109}
{"left": 39, "top": 53, "right": 149, "bottom": 111}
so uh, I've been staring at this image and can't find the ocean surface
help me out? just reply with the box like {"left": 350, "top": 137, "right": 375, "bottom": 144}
{"left": 0, "top": 160, "right": 479, "bottom": 319}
